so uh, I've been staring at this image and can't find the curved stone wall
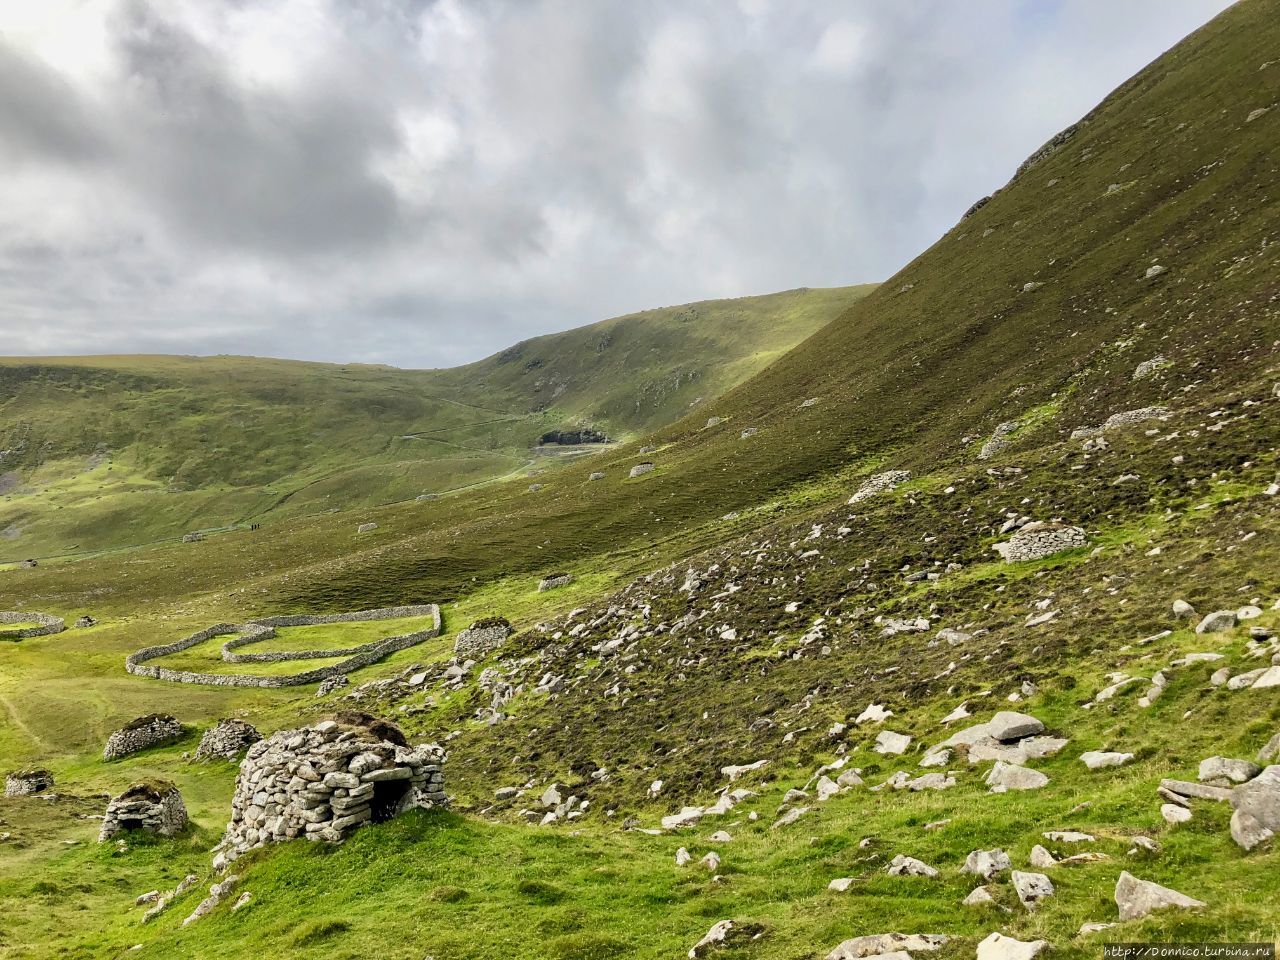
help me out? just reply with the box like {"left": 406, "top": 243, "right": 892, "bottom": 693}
{"left": 125, "top": 604, "right": 441, "bottom": 688}
{"left": 0, "top": 611, "right": 66, "bottom": 641}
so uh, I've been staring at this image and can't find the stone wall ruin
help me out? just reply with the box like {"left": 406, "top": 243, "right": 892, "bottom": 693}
{"left": 213, "top": 713, "right": 445, "bottom": 870}
{"left": 104, "top": 715, "right": 185, "bottom": 761}
{"left": 195, "top": 719, "right": 262, "bottom": 761}
{"left": 993, "top": 522, "right": 1087, "bottom": 563}
{"left": 5, "top": 769, "right": 54, "bottom": 797}
{"left": 453, "top": 618, "right": 512, "bottom": 660}
{"left": 99, "top": 780, "right": 188, "bottom": 841}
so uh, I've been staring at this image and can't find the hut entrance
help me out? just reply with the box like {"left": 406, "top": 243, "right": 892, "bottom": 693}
{"left": 370, "top": 779, "right": 411, "bottom": 823}
{"left": 118, "top": 817, "right": 144, "bottom": 831}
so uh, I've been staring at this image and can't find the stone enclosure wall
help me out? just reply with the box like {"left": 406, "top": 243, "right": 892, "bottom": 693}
{"left": 213, "top": 714, "right": 445, "bottom": 870}
{"left": 99, "top": 781, "right": 188, "bottom": 841}
{"left": 0, "top": 611, "right": 66, "bottom": 640}
{"left": 103, "top": 715, "right": 185, "bottom": 761}
{"left": 125, "top": 604, "right": 441, "bottom": 688}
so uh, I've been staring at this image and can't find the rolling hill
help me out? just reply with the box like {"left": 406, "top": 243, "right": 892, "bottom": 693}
{"left": 0, "top": 285, "right": 871, "bottom": 557}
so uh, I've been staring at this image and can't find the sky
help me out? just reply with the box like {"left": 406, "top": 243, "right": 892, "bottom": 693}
{"left": 0, "top": 0, "right": 1234, "bottom": 369}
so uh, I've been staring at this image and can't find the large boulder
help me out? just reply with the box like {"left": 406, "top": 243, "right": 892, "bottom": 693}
{"left": 985, "top": 712, "right": 1046, "bottom": 742}
{"left": 826, "top": 934, "right": 948, "bottom": 960}
{"left": 963, "top": 848, "right": 1011, "bottom": 880}
{"left": 976, "top": 933, "right": 1050, "bottom": 960}
{"left": 985, "top": 761, "right": 1049, "bottom": 792}
{"left": 1114, "top": 871, "right": 1205, "bottom": 921}
{"left": 1195, "top": 610, "right": 1237, "bottom": 634}
{"left": 1229, "top": 765, "right": 1280, "bottom": 851}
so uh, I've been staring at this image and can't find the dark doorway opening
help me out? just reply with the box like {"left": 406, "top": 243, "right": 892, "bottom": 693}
{"left": 119, "top": 818, "right": 144, "bottom": 831}
{"left": 370, "top": 779, "right": 411, "bottom": 823}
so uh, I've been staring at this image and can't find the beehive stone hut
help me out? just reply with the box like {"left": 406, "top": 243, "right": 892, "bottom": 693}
{"left": 537, "top": 573, "right": 573, "bottom": 592}
{"left": 103, "top": 715, "right": 185, "bottom": 761}
{"left": 5, "top": 769, "right": 54, "bottom": 797}
{"left": 993, "top": 522, "right": 1087, "bottom": 563}
{"left": 213, "top": 712, "right": 445, "bottom": 871}
{"left": 195, "top": 719, "right": 262, "bottom": 761}
{"left": 453, "top": 618, "right": 512, "bottom": 660}
{"left": 99, "top": 780, "right": 188, "bottom": 841}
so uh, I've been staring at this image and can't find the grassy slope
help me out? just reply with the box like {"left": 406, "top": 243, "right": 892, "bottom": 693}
{"left": 0, "top": 286, "right": 869, "bottom": 557}
{"left": 0, "top": 2, "right": 1278, "bottom": 958}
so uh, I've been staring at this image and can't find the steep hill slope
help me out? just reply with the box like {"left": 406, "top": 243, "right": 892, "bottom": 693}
{"left": 0, "top": 286, "right": 868, "bottom": 557}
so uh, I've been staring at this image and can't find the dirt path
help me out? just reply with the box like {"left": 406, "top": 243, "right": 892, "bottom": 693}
{"left": 0, "top": 689, "right": 48, "bottom": 752}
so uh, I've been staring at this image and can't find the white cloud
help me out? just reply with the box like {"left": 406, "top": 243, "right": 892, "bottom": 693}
{"left": 0, "top": 0, "right": 1236, "bottom": 367}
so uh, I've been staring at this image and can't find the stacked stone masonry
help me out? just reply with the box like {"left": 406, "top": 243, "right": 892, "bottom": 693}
{"left": 453, "top": 620, "right": 512, "bottom": 660}
{"left": 196, "top": 719, "right": 263, "bottom": 761}
{"left": 125, "top": 604, "right": 440, "bottom": 688}
{"left": 993, "top": 522, "right": 1088, "bottom": 563}
{"left": 5, "top": 769, "right": 54, "bottom": 797}
{"left": 848, "top": 471, "right": 911, "bottom": 505}
{"left": 0, "top": 611, "right": 66, "bottom": 640}
{"left": 104, "top": 715, "right": 185, "bottom": 761}
{"left": 99, "top": 781, "right": 188, "bottom": 841}
{"left": 213, "top": 714, "right": 445, "bottom": 870}
{"left": 537, "top": 574, "right": 573, "bottom": 592}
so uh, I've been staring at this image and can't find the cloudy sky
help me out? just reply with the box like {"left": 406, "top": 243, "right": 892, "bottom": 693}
{"left": 0, "top": 0, "right": 1232, "bottom": 368}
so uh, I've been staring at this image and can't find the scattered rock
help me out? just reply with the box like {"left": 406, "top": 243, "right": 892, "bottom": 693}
{"left": 689, "top": 920, "right": 763, "bottom": 958}
{"left": 963, "top": 848, "right": 1012, "bottom": 880}
{"left": 1195, "top": 610, "right": 1237, "bottom": 634}
{"left": 976, "top": 932, "right": 1050, "bottom": 960}
{"left": 1011, "top": 870, "right": 1054, "bottom": 911}
{"left": 1081, "top": 750, "right": 1134, "bottom": 770}
{"left": 985, "top": 761, "right": 1049, "bottom": 792}
{"left": 886, "top": 854, "right": 938, "bottom": 877}
{"left": 1114, "top": 871, "right": 1205, "bottom": 921}
{"left": 826, "top": 933, "right": 948, "bottom": 960}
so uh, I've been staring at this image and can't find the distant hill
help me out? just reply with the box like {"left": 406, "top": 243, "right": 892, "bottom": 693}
{"left": 0, "top": 285, "right": 871, "bottom": 556}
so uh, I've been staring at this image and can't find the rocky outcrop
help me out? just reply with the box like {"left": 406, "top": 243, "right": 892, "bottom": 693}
{"left": 99, "top": 780, "right": 188, "bottom": 841}
{"left": 195, "top": 719, "right": 262, "bottom": 761}
{"left": 213, "top": 713, "right": 445, "bottom": 870}
{"left": 0, "top": 611, "right": 66, "bottom": 640}
{"left": 125, "top": 604, "right": 441, "bottom": 688}
{"left": 103, "top": 715, "right": 184, "bottom": 761}
{"left": 5, "top": 769, "right": 53, "bottom": 797}
{"left": 993, "top": 522, "right": 1086, "bottom": 562}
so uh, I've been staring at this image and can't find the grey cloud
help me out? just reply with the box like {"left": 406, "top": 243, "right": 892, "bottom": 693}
{"left": 0, "top": 0, "right": 1235, "bottom": 367}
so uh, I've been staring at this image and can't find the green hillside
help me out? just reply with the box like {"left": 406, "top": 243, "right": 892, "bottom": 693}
{"left": 1, "top": 2, "right": 1278, "bottom": 959}
{"left": 0, "top": 286, "right": 869, "bottom": 557}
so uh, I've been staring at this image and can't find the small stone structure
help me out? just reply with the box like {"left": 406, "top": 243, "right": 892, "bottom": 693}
{"left": 195, "top": 719, "right": 262, "bottom": 761}
{"left": 5, "top": 769, "right": 54, "bottom": 797}
{"left": 629, "top": 462, "right": 655, "bottom": 478}
{"left": 979, "top": 421, "right": 1019, "bottom": 460}
{"left": 538, "top": 573, "right": 573, "bottom": 592}
{"left": 126, "top": 604, "right": 440, "bottom": 688}
{"left": 75, "top": 615, "right": 97, "bottom": 628}
{"left": 357, "top": 522, "right": 377, "bottom": 534}
{"left": 212, "top": 712, "right": 445, "bottom": 870}
{"left": 182, "top": 532, "right": 204, "bottom": 543}
{"left": 1071, "top": 406, "right": 1172, "bottom": 440}
{"left": 848, "top": 471, "right": 910, "bottom": 505}
{"left": 0, "top": 611, "right": 66, "bottom": 640}
{"left": 453, "top": 618, "right": 512, "bottom": 660}
{"left": 103, "top": 714, "right": 185, "bottom": 761}
{"left": 588, "top": 472, "right": 605, "bottom": 481}
{"left": 993, "top": 522, "right": 1087, "bottom": 563}
{"left": 99, "top": 780, "right": 188, "bottom": 841}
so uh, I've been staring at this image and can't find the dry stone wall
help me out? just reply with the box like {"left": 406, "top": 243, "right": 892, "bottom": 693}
{"left": 993, "top": 522, "right": 1088, "bottom": 563}
{"left": 453, "top": 619, "right": 512, "bottom": 660}
{"left": 5, "top": 769, "right": 53, "bottom": 797}
{"left": 0, "top": 611, "right": 65, "bottom": 640}
{"left": 104, "top": 715, "right": 185, "bottom": 761}
{"left": 99, "top": 781, "right": 188, "bottom": 841}
{"left": 212, "top": 714, "right": 445, "bottom": 870}
{"left": 196, "top": 719, "right": 262, "bottom": 761}
{"left": 125, "top": 604, "right": 441, "bottom": 688}
{"left": 538, "top": 574, "right": 573, "bottom": 592}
